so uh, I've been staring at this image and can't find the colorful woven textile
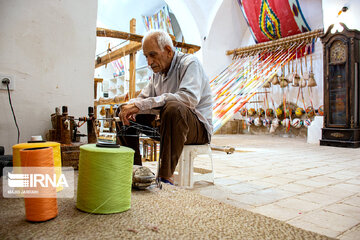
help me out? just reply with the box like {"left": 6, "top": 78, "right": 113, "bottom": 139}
{"left": 142, "top": 5, "right": 174, "bottom": 35}
{"left": 238, "top": 0, "right": 311, "bottom": 43}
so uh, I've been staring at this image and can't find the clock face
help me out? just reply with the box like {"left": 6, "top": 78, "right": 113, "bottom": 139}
{"left": 330, "top": 40, "right": 347, "bottom": 63}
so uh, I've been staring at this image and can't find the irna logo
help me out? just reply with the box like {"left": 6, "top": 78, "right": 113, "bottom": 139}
{"left": 7, "top": 172, "right": 69, "bottom": 188}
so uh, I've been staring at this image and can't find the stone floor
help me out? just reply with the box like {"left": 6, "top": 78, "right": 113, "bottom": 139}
{"left": 144, "top": 134, "right": 360, "bottom": 240}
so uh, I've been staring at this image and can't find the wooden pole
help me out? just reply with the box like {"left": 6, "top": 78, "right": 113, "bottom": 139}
{"left": 95, "top": 42, "right": 141, "bottom": 69}
{"left": 94, "top": 78, "right": 103, "bottom": 99}
{"left": 97, "top": 27, "right": 144, "bottom": 42}
{"left": 96, "top": 27, "right": 201, "bottom": 52}
{"left": 210, "top": 145, "right": 235, "bottom": 154}
{"left": 129, "top": 18, "right": 136, "bottom": 99}
{"left": 226, "top": 28, "right": 324, "bottom": 56}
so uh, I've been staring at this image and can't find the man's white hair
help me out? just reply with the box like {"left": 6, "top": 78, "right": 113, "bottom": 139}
{"left": 142, "top": 29, "right": 174, "bottom": 51}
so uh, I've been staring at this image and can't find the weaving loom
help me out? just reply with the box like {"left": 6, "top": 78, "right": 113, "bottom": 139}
{"left": 211, "top": 29, "right": 323, "bottom": 133}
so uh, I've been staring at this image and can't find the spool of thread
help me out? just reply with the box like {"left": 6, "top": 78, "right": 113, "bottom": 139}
{"left": 13, "top": 142, "right": 63, "bottom": 192}
{"left": 20, "top": 147, "right": 58, "bottom": 222}
{"left": 30, "top": 135, "right": 43, "bottom": 141}
{"left": 76, "top": 144, "right": 134, "bottom": 214}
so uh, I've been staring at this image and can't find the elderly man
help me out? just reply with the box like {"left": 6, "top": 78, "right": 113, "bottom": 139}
{"left": 118, "top": 29, "right": 212, "bottom": 184}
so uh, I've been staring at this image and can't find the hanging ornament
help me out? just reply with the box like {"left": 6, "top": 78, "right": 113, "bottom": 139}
{"left": 307, "top": 51, "right": 317, "bottom": 87}
{"left": 279, "top": 69, "right": 289, "bottom": 88}
{"left": 295, "top": 107, "right": 305, "bottom": 117}
{"left": 246, "top": 117, "right": 254, "bottom": 126}
{"left": 271, "top": 118, "right": 280, "bottom": 128}
{"left": 248, "top": 108, "right": 256, "bottom": 116}
{"left": 258, "top": 108, "right": 265, "bottom": 117}
{"left": 281, "top": 118, "right": 291, "bottom": 128}
{"left": 240, "top": 108, "right": 247, "bottom": 117}
{"left": 306, "top": 106, "right": 315, "bottom": 118}
{"left": 269, "top": 118, "right": 280, "bottom": 133}
{"left": 317, "top": 105, "right": 324, "bottom": 116}
{"left": 263, "top": 80, "right": 271, "bottom": 88}
{"left": 266, "top": 108, "right": 274, "bottom": 117}
{"left": 298, "top": 56, "right": 307, "bottom": 88}
{"left": 275, "top": 107, "right": 283, "bottom": 117}
{"left": 293, "top": 57, "right": 300, "bottom": 87}
{"left": 254, "top": 117, "right": 262, "bottom": 127}
{"left": 291, "top": 118, "right": 302, "bottom": 128}
{"left": 299, "top": 74, "right": 307, "bottom": 88}
{"left": 308, "top": 72, "right": 317, "bottom": 87}
{"left": 303, "top": 119, "right": 312, "bottom": 128}
{"left": 284, "top": 108, "right": 293, "bottom": 118}
{"left": 293, "top": 73, "right": 300, "bottom": 87}
{"left": 263, "top": 118, "right": 271, "bottom": 127}
{"left": 271, "top": 74, "right": 280, "bottom": 85}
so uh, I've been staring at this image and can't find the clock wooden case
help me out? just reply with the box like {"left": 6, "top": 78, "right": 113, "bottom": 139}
{"left": 320, "top": 23, "right": 360, "bottom": 147}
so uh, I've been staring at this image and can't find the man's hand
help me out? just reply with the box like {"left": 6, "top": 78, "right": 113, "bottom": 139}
{"left": 119, "top": 103, "right": 140, "bottom": 125}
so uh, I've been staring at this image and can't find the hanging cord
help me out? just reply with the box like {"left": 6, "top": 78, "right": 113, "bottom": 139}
{"left": 263, "top": 90, "right": 269, "bottom": 127}
{"left": 96, "top": 39, "right": 128, "bottom": 57}
{"left": 307, "top": 86, "right": 315, "bottom": 114}
{"left": 243, "top": 103, "right": 247, "bottom": 129}
{"left": 301, "top": 87, "right": 309, "bottom": 119}
{"left": 3, "top": 79, "right": 20, "bottom": 143}
{"left": 283, "top": 46, "right": 291, "bottom": 132}
{"left": 270, "top": 86, "right": 278, "bottom": 119}
{"left": 308, "top": 44, "right": 315, "bottom": 114}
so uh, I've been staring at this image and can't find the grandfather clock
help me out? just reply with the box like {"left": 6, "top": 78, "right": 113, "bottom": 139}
{"left": 320, "top": 23, "right": 360, "bottom": 147}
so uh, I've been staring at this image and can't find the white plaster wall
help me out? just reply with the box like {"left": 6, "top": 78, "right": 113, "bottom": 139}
{"left": 165, "top": 0, "right": 224, "bottom": 63}
{"left": 165, "top": 0, "right": 201, "bottom": 47}
{"left": 0, "top": 0, "right": 97, "bottom": 154}
{"left": 167, "top": 0, "right": 221, "bottom": 44}
{"left": 202, "top": 0, "right": 247, "bottom": 79}
{"left": 322, "top": 0, "right": 360, "bottom": 31}
{"left": 300, "top": 0, "right": 324, "bottom": 30}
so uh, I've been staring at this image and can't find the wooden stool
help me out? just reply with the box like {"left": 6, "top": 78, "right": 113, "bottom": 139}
{"left": 174, "top": 144, "right": 214, "bottom": 188}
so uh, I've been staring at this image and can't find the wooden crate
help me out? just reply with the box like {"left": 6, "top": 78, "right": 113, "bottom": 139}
{"left": 61, "top": 142, "right": 84, "bottom": 170}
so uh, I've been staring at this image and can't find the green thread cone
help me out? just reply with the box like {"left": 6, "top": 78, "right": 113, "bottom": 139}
{"left": 76, "top": 144, "right": 134, "bottom": 214}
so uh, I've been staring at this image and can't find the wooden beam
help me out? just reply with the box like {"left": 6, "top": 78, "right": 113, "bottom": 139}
{"left": 97, "top": 27, "right": 144, "bottom": 42}
{"left": 173, "top": 42, "right": 200, "bottom": 52}
{"left": 129, "top": 18, "right": 136, "bottom": 99}
{"left": 96, "top": 27, "right": 201, "bottom": 52}
{"left": 226, "top": 28, "right": 324, "bottom": 56}
{"left": 94, "top": 78, "right": 103, "bottom": 100}
{"left": 94, "top": 78, "right": 103, "bottom": 83}
{"left": 95, "top": 42, "right": 141, "bottom": 69}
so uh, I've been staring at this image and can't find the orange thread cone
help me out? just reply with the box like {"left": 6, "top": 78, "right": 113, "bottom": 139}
{"left": 20, "top": 147, "right": 58, "bottom": 222}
